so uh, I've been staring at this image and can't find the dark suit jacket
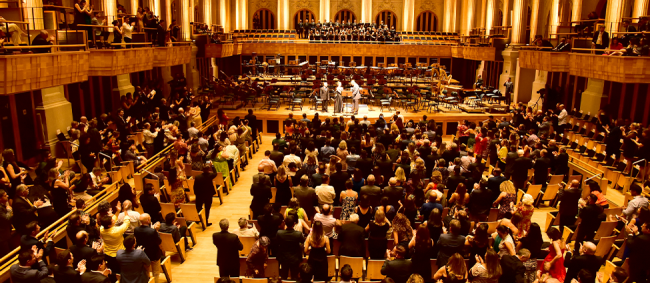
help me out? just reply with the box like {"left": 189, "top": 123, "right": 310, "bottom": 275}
{"left": 499, "top": 255, "right": 525, "bottom": 283}
{"left": 53, "top": 265, "right": 81, "bottom": 283}
{"left": 554, "top": 153, "right": 570, "bottom": 174}
{"left": 446, "top": 175, "right": 466, "bottom": 199}
{"left": 356, "top": 158, "right": 373, "bottom": 176}
{"left": 10, "top": 260, "right": 48, "bottom": 283}
{"left": 578, "top": 204, "right": 605, "bottom": 233}
{"left": 12, "top": 197, "right": 38, "bottom": 234}
{"left": 275, "top": 229, "right": 304, "bottom": 265}
{"left": 592, "top": 31, "right": 610, "bottom": 47}
{"left": 194, "top": 172, "right": 217, "bottom": 198}
{"left": 360, "top": 185, "right": 382, "bottom": 207}
{"left": 140, "top": 194, "right": 162, "bottom": 223}
{"left": 468, "top": 188, "right": 492, "bottom": 216}
{"left": 69, "top": 245, "right": 98, "bottom": 267}
{"left": 627, "top": 233, "right": 650, "bottom": 271}
{"left": 381, "top": 259, "right": 413, "bottom": 283}
{"left": 504, "top": 152, "right": 519, "bottom": 174}
{"left": 487, "top": 176, "right": 507, "bottom": 202}
{"left": 383, "top": 186, "right": 404, "bottom": 207}
{"left": 20, "top": 236, "right": 54, "bottom": 256}
{"left": 212, "top": 231, "right": 243, "bottom": 269}
{"left": 533, "top": 157, "right": 551, "bottom": 183}
{"left": 338, "top": 223, "right": 366, "bottom": 257}
{"left": 559, "top": 188, "right": 582, "bottom": 218}
{"left": 563, "top": 252, "right": 604, "bottom": 283}
{"left": 270, "top": 151, "right": 284, "bottom": 168}
{"left": 134, "top": 225, "right": 163, "bottom": 261}
{"left": 80, "top": 271, "right": 111, "bottom": 283}
{"left": 512, "top": 157, "right": 533, "bottom": 181}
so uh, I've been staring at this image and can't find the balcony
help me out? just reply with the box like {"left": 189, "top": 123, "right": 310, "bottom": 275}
{"left": 153, "top": 45, "right": 193, "bottom": 67}
{"left": 205, "top": 43, "right": 238, "bottom": 58}
{"left": 0, "top": 50, "right": 89, "bottom": 95}
{"left": 569, "top": 53, "right": 650, "bottom": 84}
{"left": 239, "top": 42, "right": 453, "bottom": 57}
{"left": 519, "top": 50, "right": 570, "bottom": 72}
{"left": 451, "top": 46, "right": 464, "bottom": 58}
{"left": 87, "top": 47, "right": 155, "bottom": 76}
{"left": 462, "top": 46, "right": 497, "bottom": 61}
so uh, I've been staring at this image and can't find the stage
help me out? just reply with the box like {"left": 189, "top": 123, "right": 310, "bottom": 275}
{"left": 221, "top": 104, "right": 510, "bottom": 136}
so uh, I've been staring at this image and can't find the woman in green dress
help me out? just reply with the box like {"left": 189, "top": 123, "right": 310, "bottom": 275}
{"left": 210, "top": 145, "right": 231, "bottom": 187}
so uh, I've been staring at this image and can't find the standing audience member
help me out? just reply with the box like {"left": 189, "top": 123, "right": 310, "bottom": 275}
{"left": 10, "top": 249, "right": 48, "bottom": 283}
{"left": 81, "top": 255, "right": 112, "bottom": 283}
{"left": 194, "top": 164, "right": 217, "bottom": 226}
{"left": 338, "top": 214, "right": 366, "bottom": 257}
{"left": 564, "top": 241, "right": 603, "bottom": 283}
{"left": 275, "top": 215, "right": 304, "bottom": 280}
{"left": 133, "top": 214, "right": 162, "bottom": 283}
{"left": 246, "top": 237, "right": 270, "bottom": 278}
{"left": 212, "top": 219, "right": 243, "bottom": 278}
{"left": 116, "top": 235, "right": 150, "bottom": 283}
{"left": 381, "top": 245, "right": 413, "bottom": 283}
{"left": 0, "top": 189, "right": 13, "bottom": 256}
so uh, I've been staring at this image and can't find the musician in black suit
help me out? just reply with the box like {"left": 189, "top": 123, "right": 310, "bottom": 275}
{"left": 81, "top": 255, "right": 112, "bottom": 283}
{"left": 474, "top": 75, "right": 484, "bottom": 88}
{"left": 503, "top": 78, "right": 514, "bottom": 107}
{"left": 212, "top": 219, "right": 243, "bottom": 278}
{"left": 194, "top": 164, "right": 218, "bottom": 226}
{"left": 320, "top": 82, "right": 330, "bottom": 112}
{"left": 297, "top": 20, "right": 303, "bottom": 39}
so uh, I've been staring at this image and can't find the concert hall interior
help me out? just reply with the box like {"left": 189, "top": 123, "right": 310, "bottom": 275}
{"left": 2, "top": 0, "right": 650, "bottom": 282}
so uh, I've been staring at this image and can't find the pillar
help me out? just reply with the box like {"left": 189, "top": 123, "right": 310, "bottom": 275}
{"left": 510, "top": 0, "right": 527, "bottom": 44}
{"left": 485, "top": 0, "right": 494, "bottom": 35}
{"left": 236, "top": 0, "right": 248, "bottom": 29}
{"left": 466, "top": 0, "right": 475, "bottom": 35}
{"left": 320, "top": 0, "right": 330, "bottom": 23}
{"left": 529, "top": 0, "right": 540, "bottom": 42}
{"left": 498, "top": 47, "right": 518, "bottom": 94}
{"left": 549, "top": 0, "right": 560, "bottom": 38}
{"left": 444, "top": 0, "right": 453, "bottom": 32}
{"left": 35, "top": 86, "right": 73, "bottom": 156}
{"left": 451, "top": 0, "right": 458, "bottom": 32}
{"left": 572, "top": 0, "right": 582, "bottom": 24}
{"left": 404, "top": 0, "right": 415, "bottom": 31}
{"left": 161, "top": 67, "right": 173, "bottom": 97}
{"left": 186, "top": 45, "right": 200, "bottom": 91}
{"left": 179, "top": 0, "right": 191, "bottom": 40}
{"left": 199, "top": 0, "right": 212, "bottom": 25}
{"left": 163, "top": 0, "right": 171, "bottom": 29}
{"left": 580, "top": 79, "right": 605, "bottom": 115}
{"left": 480, "top": 0, "right": 486, "bottom": 29}
{"left": 211, "top": 58, "right": 219, "bottom": 79}
{"left": 277, "top": 0, "right": 289, "bottom": 29}
{"left": 361, "top": 0, "right": 372, "bottom": 23}
{"left": 112, "top": 74, "right": 135, "bottom": 110}
{"left": 130, "top": 0, "right": 138, "bottom": 18}
{"left": 528, "top": 70, "right": 548, "bottom": 108}
{"left": 633, "top": 0, "right": 648, "bottom": 23}
{"left": 514, "top": 59, "right": 535, "bottom": 104}
{"left": 502, "top": 0, "right": 509, "bottom": 26}
{"left": 605, "top": 0, "right": 624, "bottom": 32}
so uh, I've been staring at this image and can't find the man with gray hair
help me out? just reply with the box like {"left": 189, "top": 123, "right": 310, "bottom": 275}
{"left": 338, "top": 213, "right": 366, "bottom": 257}
{"left": 12, "top": 184, "right": 43, "bottom": 235}
{"left": 382, "top": 178, "right": 404, "bottom": 208}
{"left": 564, "top": 241, "right": 603, "bottom": 283}
{"left": 232, "top": 217, "right": 259, "bottom": 238}
{"left": 31, "top": 30, "right": 54, "bottom": 53}
{"left": 212, "top": 219, "right": 243, "bottom": 277}
{"left": 512, "top": 149, "right": 532, "bottom": 190}
{"left": 133, "top": 213, "right": 162, "bottom": 283}
{"left": 360, "top": 175, "right": 382, "bottom": 206}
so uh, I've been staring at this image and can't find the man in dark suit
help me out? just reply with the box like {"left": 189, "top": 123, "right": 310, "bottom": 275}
{"left": 552, "top": 37, "right": 572, "bottom": 52}
{"left": 574, "top": 195, "right": 605, "bottom": 254}
{"left": 329, "top": 163, "right": 350, "bottom": 206}
{"left": 212, "top": 219, "right": 243, "bottom": 278}
{"left": 275, "top": 215, "right": 305, "bottom": 280}
{"left": 382, "top": 178, "right": 404, "bottom": 208}
{"left": 194, "top": 164, "right": 218, "bottom": 226}
{"left": 446, "top": 167, "right": 466, "bottom": 201}
{"left": 533, "top": 150, "right": 551, "bottom": 184}
{"left": 360, "top": 175, "right": 382, "bottom": 207}
{"left": 553, "top": 148, "right": 570, "bottom": 175}
{"left": 69, "top": 231, "right": 100, "bottom": 267}
{"left": 20, "top": 221, "right": 54, "bottom": 260}
{"left": 467, "top": 183, "right": 492, "bottom": 222}
{"left": 356, "top": 151, "right": 374, "bottom": 177}
{"left": 504, "top": 146, "right": 518, "bottom": 179}
{"left": 140, "top": 183, "right": 163, "bottom": 224}
{"left": 377, "top": 154, "right": 395, "bottom": 182}
{"left": 114, "top": 109, "right": 130, "bottom": 142}
{"left": 558, "top": 180, "right": 582, "bottom": 233}
{"left": 81, "top": 255, "right": 112, "bottom": 283}
{"left": 245, "top": 109, "right": 258, "bottom": 140}
{"left": 10, "top": 249, "right": 49, "bottom": 283}
{"left": 381, "top": 245, "right": 412, "bottom": 283}
{"left": 511, "top": 150, "right": 533, "bottom": 190}
{"left": 175, "top": 108, "right": 188, "bottom": 138}
{"left": 12, "top": 185, "right": 42, "bottom": 235}
{"left": 627, "top": 222, "right": 650, "bottom": 283}
{"left": 499, "top": 249, "right": 527, "bottom": 283}
{"left": 592, "top": 25, "right": 610, "bottom": 50}
{"left": 156, "top": 20, "right": 167, "bottom": 46}
{"left": 338, "top": 214, "right": 366, "bottom": 257}
{"left": 133, "top": 214, "right": 162, "bottom": 282}
{"left": 564, "top": 241, "right": 604, "bottom": 283}
{"left": 53, "top": 249, "right": 84, "bottom": 283}
{"left": 320, "top": 82, "right": 330, "bottom": 112}
{"left": 269, "top": 144, "right": 285, "bottom": 172}
{"left": 488, "top": 168, "right": 507, "bottom": 203}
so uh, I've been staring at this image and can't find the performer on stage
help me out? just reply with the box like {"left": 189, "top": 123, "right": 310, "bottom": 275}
{"left": 503, "top": 77, "right": 514, "bottom": 107}
{"left": 320, "top": 82, "right": 330, "bottom": 112}
{"left": 352, "top": 81, "right": 361, "bottom": 114}
{"left": 334, "top": 81, "right": 344, "bottom": 113}
{"left": 475, "top": 75, "right": 484, "bottom": 89}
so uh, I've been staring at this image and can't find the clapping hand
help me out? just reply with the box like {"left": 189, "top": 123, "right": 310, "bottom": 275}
{"left": 102, "top": 268, "right": 112, "bottom": 276}
{"left": 137, "top": 246, "right": 145, "bottom": 250}
{"left": 77, "top": 259, "right": 87, "bottom": 273}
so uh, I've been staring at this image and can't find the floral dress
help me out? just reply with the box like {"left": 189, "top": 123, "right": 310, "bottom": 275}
{"left": 498, "top": 193, "right": 517, "bottom": 219}
{"left": 339, "top": 193, "right": 357, "bottom": 220}
{"left": 515, "top": 205, "right": 534, "bottom": 237}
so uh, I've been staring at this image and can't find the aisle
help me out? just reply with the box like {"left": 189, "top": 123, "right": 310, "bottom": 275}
{"left": 168, "top": 134, "right": 274, "bottom": 283}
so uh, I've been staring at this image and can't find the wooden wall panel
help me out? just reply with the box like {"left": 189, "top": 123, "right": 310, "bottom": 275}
{"left": 153, "top": 46, "right": 192, "bottom": 67}
{"left": 451, "top": 46, "right": 464, "bottom": 58}
{"left": 205, "top": 43, "right": 236, "bottom": 58}
{"left": 569, "top": 54, "right": 650, "bottom": 84}
{"left": 239, "top": 43, "right": 453, "bottom": 57}
{"left": 519, "top": 50, "right": 570, "bottom": 72}
{"left": 462, "top": 47, "right": 497, "bottom": 61}
{"left": 0, "top": 51, "right": 89, "bottom": 95}
{"left": 87, "top": 48, "right": 154, "bottom": 77}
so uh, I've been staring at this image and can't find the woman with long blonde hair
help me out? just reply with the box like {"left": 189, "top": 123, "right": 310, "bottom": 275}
{"left": 337, "top": 140, "right": 349, "bottom": 170}
{"left": 434, "top": 253, "right": 468, "bottom": 282}
{"left": 394, "top": 167, "right": 407, "bottom": 185}
{"left": 493, "top": 180, "right": 516, "bottom": 219}
{"left": 392, "top": 213, "right": 414, "bottom": 256}
{"left": 304, "top": 221, "right": 331, "bottom": 281}
{"left": 469, "top": 249, "right": 502, "bottom": 283}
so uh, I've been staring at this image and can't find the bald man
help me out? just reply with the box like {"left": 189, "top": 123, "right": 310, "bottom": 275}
{"left": 563, "top": 241, "right": 604, "bottom": 283}
{"left": 558, "top": 179, "right": 582, "bottom": 233}
{"left": 69, "top": 231, "right": 102, "bottom": 267}
{"left": 133, "top": 214, "right": 162, "bottom": 283}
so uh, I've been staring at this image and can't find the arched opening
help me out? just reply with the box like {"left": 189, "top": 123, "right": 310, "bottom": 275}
{"left": 415, "top": 10, "right": 438, "bottom": 31}
{"left": 375, "top": 10, "right": 398, "bottom": 28}
{"left": 253, "top": 9, "right": 275, "bottom": 29}
{"left": 294, "top": 9, "right": 316, "bottom": 28}
{"left": 334, "top": 9, "right": 356, "bottom": 23}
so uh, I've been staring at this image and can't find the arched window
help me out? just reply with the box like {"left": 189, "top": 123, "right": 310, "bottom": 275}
{"left": 334, "top": 9, "right": 356, "bottom": 23}
{"left": 294, "top": 9, "right": 316, "bottom": 28}
{"left": 415, "top": 11, "right": 437, "bottom": 31}
{"left": 253, "top": 9, "right": 275, "bottom": 29}
{"left": 375, "top": 10, "right": 398, "bottom": 28}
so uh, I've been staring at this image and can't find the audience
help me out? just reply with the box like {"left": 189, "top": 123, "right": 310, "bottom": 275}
{"left": 212, "top": 219, "right": 243, "bottom": 278}
{"left": 116, "top": 235, "right": 150, "bottom": 283}
{"left": 381, "top": 245, "right": 413, "bottom": 283}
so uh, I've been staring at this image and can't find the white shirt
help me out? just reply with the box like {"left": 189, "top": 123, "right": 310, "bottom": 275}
{"left": 143, "top": 129, "right": 158, "bottom": 144}
{"left": 223, "top": 145, "right": 239, "bottom": 162}
{"left": 596, "top": 32, "right": 603, "bottom": 45}
{"left": 90, "top": 172, "right": 103, "bottom": 187}
{"left": 558, "top": 109, "right": 568, "bottom": 125}
{"left": 315, "top": 185, "right": 336, "bottom": 205}
{"left": 283, "top": 154, "right": 302, "bottom": 167}
{"left": 118, "top": 210, "right": 141, "bottom": 233}
{"left": 188, "top": 127, "right": 199, "bottom": 139}
{"left": 122, "top": 23, "right": 134, "bottom": 39}
{"left": 258, "top": 158, "right": 278, "bottom": 174}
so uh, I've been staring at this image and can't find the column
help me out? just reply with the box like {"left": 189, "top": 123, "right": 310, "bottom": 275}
{"left": 529, "top": 0, "right": 540, "bottom": 42}
{"left": 528, "top": 70, "right": 548, "bottom": 108}
{"left": 444, "top": 0, "right": 453, "bottom": 32}
{"left": 320, "top": 0, "right": 330, "bottom": 23}
{"left": 35, "top": 86, "right": 73, "bottom": 156}
{"left": 23, "top": 0, "right": 44, "bottom": 31}
{"left": 572, "top": 0, "right": 582, "bottom": 24}
{"left": 501, "top": 0, "right": 509, "bottom": 26}
{"left": 161, "top": 67, "right": 173, "bottom": 97}
{"left": 605, "top": 0, "right": 624, "bottom": 32}
{"left": 549, "top": 0, "right": 559, "bottom": 38}
{"left": 361, "top": 0, "right": 372, "bottom": 23}
{"left": 236, "top": 0, "right": 248, "bottom": 29}
{"left": 485, "top": 0, "right": 494, "bottom": 35}
{"left": 510, "top": 0, "right": 527, "bottom": 44}
{"left": 404, "top": 0, "right": 415, "bottom": 31}
{"left": 580, "top": 79, "right": 605, "bottom": 115}
{"left": 451, "top": 0, "right": 458, "bottom": 32}
{"left": 480, "top": 0, "right": 487, "bottom": 29}
{"left": 179, "top": 0, "right": 191, "bottom": 40}
{"left": 465, "top": 0, "right": 475, "bottom": 35}
{"left": 163, "top": 0, "right": 171, "bottom": 29}
{"left": 131, "top": 0, "right": 138, "bottom": 18}
{"left": 186, "top": 46, "right": 200, "bottom": 91}
{"left": 112, "top": 74, "right": 135, "bottom": 98}
{"left": 633, "top": 0, "right": 648, "bottom": 22}
{"left": 277, "top": 0, "right": 289, "bottom": 29}
{"left": 199, "top": 0, "right": 212, "bottom": 25}
{"left": 514, "top": 58, "right": 535, "bottom": 103}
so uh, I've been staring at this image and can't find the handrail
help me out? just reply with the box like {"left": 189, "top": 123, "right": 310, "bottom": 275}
{"left": 77, "top": 24, "right": 111, "bottom": 28}
{"left": 42, "top": 4, "right": 74, "bottom": 9}
{"left": 0, "top": 20, "right": 29, "bottom": 24}
{"left": 108, "top": 42, "right": 154, "bottom": 46}
{"left": 0, "top": 44, "right": 87, "bottom": 51}
{"left": 169, "top": 41, "right": 193, "bottom": 45}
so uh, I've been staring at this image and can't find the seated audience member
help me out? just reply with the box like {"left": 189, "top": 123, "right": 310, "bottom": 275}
{"left": 31, "top": 30, "right": 54, "bottom": 53}
{"left": 499, "top": 248, "right": 528, "bottom": 283}
{"left": 159, "top": 212, "right": 191, "bottom": 251}
{"left": 232, "top": 217, "right": 259, "bottom": 238}
{"left": 564, "top": 241, "right": 604, "bottom": 283}
{"left": 381, "top": 245, "right": 413, "bottom": 283}
{"left": 10, "top": 249, "right": 48, "bottom": 283}
{"left": 339, "top": 264, "right": 354, "bottom": 283}
{"left": 116, "top": 235, "right": 151, "bottom": 283}
{"left": 81, "top": 255, "right": 112, "bottom": 283}
{"left": 245, "top": 236, "right": 270, "bottom": 278}
{"left": 433, "top": 253, "right": 467, "bottom": 282}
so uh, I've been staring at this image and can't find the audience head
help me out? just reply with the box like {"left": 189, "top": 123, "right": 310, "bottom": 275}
{"left": 219, "top": 218, "right": 229, "bottom": 231}
{"left": 55, "top": 249, "right": 73, "bottom": 266}
{"left": 340, "top": 264, "right": 353, "bottom": 281}
{"left": 406, "top": 274, "right": 424, "bottom": 283}
{"left": 124, "top": 235, "right": 137, "bottom": 251}
{"left": 349, "top": 213, "right": 359, "bottom": 223}
{"left": 18, "top": 250, "right": 36, "bottom": 266}
{"left": 75, "top": 231, "right": 89, "bottom": 246}
{"left": 87, "top": 254, "right": 106, "bottom": 271}
{"left": 546, "top": 227, "right": 561, "bottom": 241}
{"left": 449, "top": 219, "right": 461, "bottom": 235}
{"left": 517, "top": 248, "right": 531, "bottom": 261}
{"left": 611, "top": 267, "right": 628, "bottom": 283}
{"left": 321, "top": 204, "right": 331, "bottom": 215}
{"left": 447, "top": 253, "right": 467, "bottom": 279}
